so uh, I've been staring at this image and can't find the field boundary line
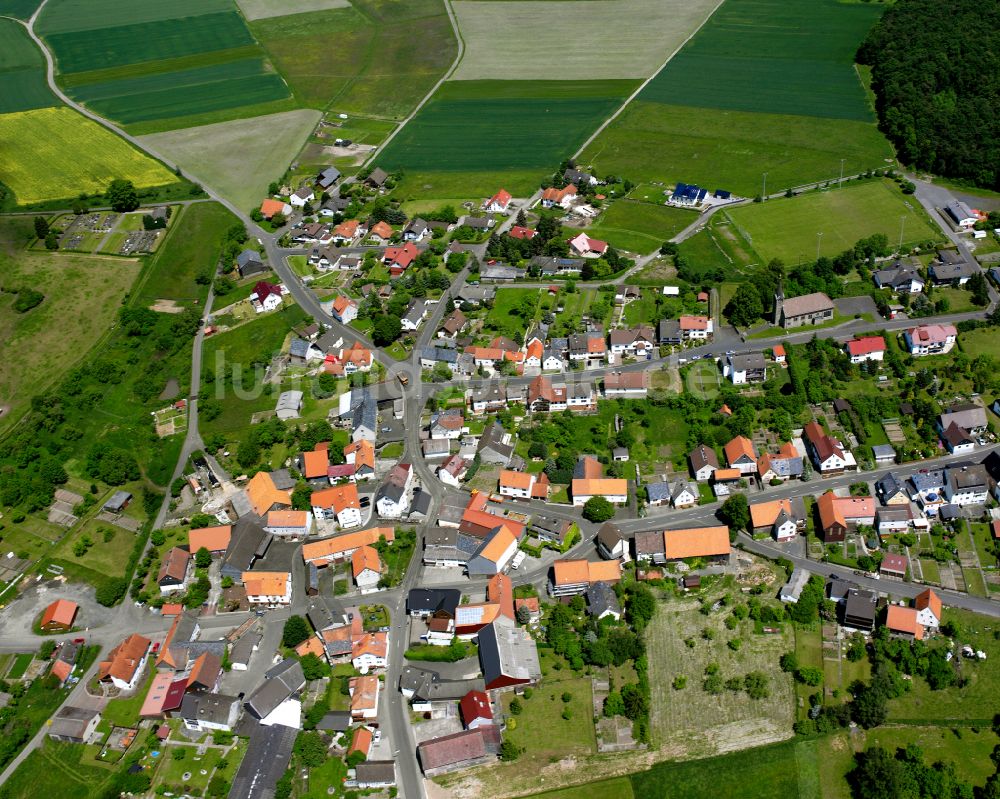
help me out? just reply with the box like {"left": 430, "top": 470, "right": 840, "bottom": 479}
{"left": 573, "top": 0, "right": 726, "bottom": 159}
{"left": 362, "top": 0, "right": 465, "bottom": 167}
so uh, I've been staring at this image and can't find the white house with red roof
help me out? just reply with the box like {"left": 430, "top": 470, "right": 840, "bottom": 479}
{"left": 509, "top": 226, "right": 536, "bottom": 240}
{"left": 845, "top": 336, "right": 885, "bottom": 363}
{"left": 250, "top": 281, "right": 284, "bottom": 313}
{"left": 483, "top": 189, "right": 512, "bottom": 213}
{"left": 383, "top": 242, "right": 419, "bottom": 276}
{"left": 540, "top": 184, "right": 577, "bottom": 209}
{"left": 679, "top": 315, "right": 712, "bottom": 340}
{"left": 904, "top": 324, "right": 957, "bottom": 356}
{"left": 568, "top": 232, "right": 608, "bottom": 258}
{"left": 331, "top": 294, "right": 359, "bottom": 324}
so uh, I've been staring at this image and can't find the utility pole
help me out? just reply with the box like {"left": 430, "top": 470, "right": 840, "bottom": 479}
{"left": 839, "top": 158, "right": 845, "bottom": 187}
{"left": 762, "top": 172, "right": 768, "bottom": 201}
{"left": 816, "top": 231, "right": 823, "bottom": 260}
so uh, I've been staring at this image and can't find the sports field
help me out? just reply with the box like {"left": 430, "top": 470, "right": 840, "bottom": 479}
{"left": 377, "top": 80, "right": 635, "bottom": 191}
{"left": 140, "top": 109, "right": 321, "bottom": 211}
{"left": 0, "top": 18, "right": 56, "bottom": 114}
{"left": 38, "top": 0, "right": 293, "bottom": 131}
{"left": 581, "top": 102, "right": 893, "bottom": 198}
{"left": 252, "top": 0, "right": 457, "bottom": 116}
{"left": 451, "top": 0, "right": 721, "bottom": 80}
{"left": 583, "top": 0, "right": 895, "bottom": 195}
{"left": 0, "top": 107, "right": 180, "bottom": 204}
{"left": 725, "top": 179, "right": 942, "bottom": 263}
{"left": 587, "top": 200, "right": 698, "bottom": 254}
{"left": 236, "top": 0, "right": 348, "bottom": 21}
{"left": 0, "top": 217, "right": 140, "bottom": 435}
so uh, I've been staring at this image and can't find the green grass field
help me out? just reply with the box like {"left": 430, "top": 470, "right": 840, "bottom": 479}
{"left": 581, "top": 101, "right": 894, "bottom": 198}
{"left": 237, "top": 0, "right": 349, "bottom": 20}
{"left": 0, "top": 218, "right": 140, "bottom": 434}
{"left": 135, "top": 202, "right": 239, "bottom": 307}
{"left": 139, "top": 109, "right": 320, "bottom": 211}
{"left": 588, "top": 200, "right": 698, "bottom": 253}
{"left": 38, "top": 0, "right": 294, "bottom": 130}
{"left": 0, "top": 0, "right": 41, "bottom": 19}
{"left": 0, "top": 19, "right": 56, "bottom": 114}
{"left": 958, "top": 326, "right": 1000, "bottom": 359}
{"left": 451, "top": 0, "right": 721, "bottom": 80}
{"left": 0, "top": 740, "right": 112, "bottom": 799}
{"left": 0, "top": 107, "right": 180, "bottom": 204}
{"left": 639, "top": 0, "right": 883, "bottom": 121}
{"left": 253, "top": 0, "right": 457, "bottom": 117}
{"left": 378, "top": 80, "right": 635, "bottom": 192}
{"left": 724, "top": 180, "right": 942, "bottom": 263}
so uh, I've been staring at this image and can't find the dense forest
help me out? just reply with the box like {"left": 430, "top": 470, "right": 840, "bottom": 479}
{"left": 857, "top": 0, "right": 1000, "bottom": 189}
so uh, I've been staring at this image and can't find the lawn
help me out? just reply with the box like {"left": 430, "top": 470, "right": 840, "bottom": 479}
{"left": 484, "top": 288, "right": 543, "bottom": 338}
{"left": 7, "top": 653, "right": 33, "bottom": 679}
{"left": 0, "top": 18, "right": 57, "bottom": 114}
{"left": 587, "top": 200, "right": 698, "bottom": 254}
{"left": 252, "top": 0, "right": 456, "bottom": 117}
{"left": 377, "top": 80, "right": 637, "bottom": 192}
{"left": 102, "top": 669, "right": 154, "bottom": 727}
{"left": 135, "top": 202, "right": 239, "bottom": 308}
{"left": 865, "top": 726, "right": 998, "bottom": 786}
{"left": 630, "top": 739, "right": 818, "bottom": 799}
{"left": 526, "top": 777, "right": 634, "bottom": 799}
{"left": 888, "top": 608, "right": 1000, "bottom": 723}
{"left": 644, "top": 591, "right": 795, "bottom": 757}
{"left": 581, "top": 100, "right": 893, "bottom": 199}
{"left": 496, "top": 668, "right": 596, "bottom": 782}
{"left": 725, "top": 180, "right": 941, "bottom": 264}
{"left": 141, "top": 109, "right": 317, "bottom": 211}
{"left": 0, "top": 740, "right": 112, "bottom": 799}
{"left": 451, "top": 0, "right": 721, "bottom": 80}
{"left": 0, "top": 107, "right": 181, "bottom": 205}
{"left": 0, "top": 217, "right": 140, "bottom": 434}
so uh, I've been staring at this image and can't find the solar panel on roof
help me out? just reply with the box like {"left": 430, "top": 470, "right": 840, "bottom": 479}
{"left": 456, "top": 606, "right": 484, "bottom": 625}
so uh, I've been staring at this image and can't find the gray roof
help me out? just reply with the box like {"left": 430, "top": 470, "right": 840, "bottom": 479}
{"left": 911, "top": 469, "right": 945, "bottom": 493}
{"left": 586, "top": 581, "right": 621, "bottom": 618}
{"left": 289, "top": 338, "right": 310, "bottom": 358}
{"left": 780, "top": 568, "right": 810, "bottom": 602}
{"left": 222, "top": 518, "right": 270, "bottom": 576}
{"left": 477, "top": 618, "right": 541, "bottom": 687}
{"left": 596, "top": 522, "right": 623, "bottom": 551}
{"left": 317, "top": 166, "right": 341, "bottom": 187}
{"left": 421, "top": 346, "right": 458, "bottom": 364}
{"left": 103, "top": 490, "right": 132, "bottom": 512}
{"left": 940, "top": 404, "right": 988, "bottom": 432}
{"left": 48, "top": 706, "right": 99, "bottom": 740}
{"left": 410, "top": 488, "right": 432, "bottom": 517}
{"left": 246, "top": 659, "right": 305, "bottom": 719}
{"left": 872, "top": 444, "right": 896, "bottom": 460}
{"left": 352, "top": 390, "right": 378, "bottom": 434}
{"left": 947, "top": 463, "right": 988, "bottom": 491}
{"left": 180, "top": 692, "right": 239, "bottom": 726}
{"left": 228, "top": 722, "right": 297, "bottom": 799}
{"left": 646, "top": 481, "right": 670, "bottom": 503}
{"left": 730, "top": 352, "right": 766, "bottom": 371}
{"left": 237, "top": 249, "right": 263, "bottom": 268}
{"left": 317, "top": 711, "right": 352, "bottom": 731}
{"left": 229, "top": 633, "right": 260, "bottom": 667}
{"left": 356, "top": 761, "right": 396, "bottom": 786}
{"left": 306, "top": 596, "right": 347, "bottom": 632}
{"left": 366, "top": 167, "right": 389, "bottom": 186}
{"left": 407, "top": 588, "right": 460, "bottom": 617}
{"left": 658, "top": 318, "right": 680, "bottom": 341}
{"left": 671, "top": 480, "right": 697, "bottom": 502}
{"left": 481, "top": 264, "right": 526, "bottom": 281}
{"left": 780, "top": 292, "right": 833, "bottom": 318}
{"left": 876, "top": 472, "right": 906, "bottom": 500}
{"left": 399, "top": 665, "right": 484, "bottom": 702}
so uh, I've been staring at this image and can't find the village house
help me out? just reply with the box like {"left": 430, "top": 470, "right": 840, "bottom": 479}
{"left": 236, "top": 249, "right": 267, "bottom": 278}
{"left": 929, "top": 250, "right": 979, "bottom": 285}
{"left": 684, "top": 445, "right": 718, "bottom": 482}
{"left": 638, "top": 526, "right": 731, "bottom": 564}
{"left": 757, "top": 442, "right": 804, "bottom": 482}
{"left": 157, "top": 547, "right": 191, "bottom": 594}
{"left": 549, "top": 559, "right": 622, "bottom": 596}
{"left": 724, "top": 352, "right": 766, "bottom": 384}
{"left": 567, "top": 232, "right": 608, "bottom": 258}
{"left": 331, "top": 295, "right": 359, "bottom": 324}
{"left": 904, "top": 323, "right": 957, "bottom": 356}
{"left": 243, "top": 571, "right": 292, "bottom": 606}
{"left": 265, "top": 510, "right": 313, "bottom": 538}
{"left": 376, "top": 463, "right": 414, "bottom": 519}
{"left": 483, "top": 190, "right": 512, "bottom": 214}
{"left": 540, "top": 184, "right": 577, "bottom": 209}
{"left": 846, "top": 336, "right": 886, "bottom": 364}
{"left": 723, "top": 435, "right": 758, "bottom": 475}
{"left": 40, "top": 599, "right": 79, "bottom": 631}
{"left": 749, "top": 498, "right": 803, "bottom": 541}
{"left": 260, "top": 198, "right": 292, "bottom": 220}
{"left": 603, "top": 370, "right": 649, "bottom": 397}
{"left": 608, "top": 326, "right": 655, "bottom": 359}
{"left": 816, "top": 492, "right": 875, "bottom": 542}
{"left": 803, "top": 421, "right": 857, "bottom": 475}
{"left": 679, "top": 315, "right": 713, "bottom": 341}
{"left": 873, "top": 261, "right": 925, "bottom": 294}
{"left": 571, "top": 477, "right": 628, "bottom": 506}
{"left": 944, "top": 463, "right": 989, "bottom": 506}
{"left": 250, "top": 281, "right": 284, "bottom": 313}
{"left": 312, "top": 482, "right": 362, "bottom": 528}
{"left": 941, "top": 423, "right": 976, "bottom": 454}
{"left": 99, "top": 634, "right": 151, "bottom": 691}
{"left": 914, "top": 589, "right": 941, "bottom": 630}
{"left": 596, "top": 522, "right": 629, "bottom": 561}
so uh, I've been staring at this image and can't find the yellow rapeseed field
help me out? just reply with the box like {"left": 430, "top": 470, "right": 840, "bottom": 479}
{"left": 0, "top": 107, "right": 178, "bottom": 204}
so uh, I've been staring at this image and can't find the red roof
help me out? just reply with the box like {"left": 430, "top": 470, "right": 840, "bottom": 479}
{"left": 509, "top": 226, "right": 536, "bottom": 240}
{"left": 487, "top": 189, "right": 512, "bottom": 208}
{"left": 847, "top": 336, "right": 886, "bottom": 356}
{"left": 41, "top": 599, "right": 78, "bottom": 628}
{"left": 253, "top": 281, "right": 282, "bottom": 302}
{"left": 460, "top": 690, "right": 493, "bottom": 726}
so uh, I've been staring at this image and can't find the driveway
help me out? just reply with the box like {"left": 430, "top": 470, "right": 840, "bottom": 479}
{"left": 0, "top": 579, "right": 116, "bottom": 649}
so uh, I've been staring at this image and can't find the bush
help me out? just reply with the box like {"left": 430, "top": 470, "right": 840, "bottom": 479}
{"left": 509, "top": 698, "right": 523, "bottom": 715}
{"left": 95, "top": 577, "right": 128, "bottom": 607}
{"left": 13, "top": 289, "right": 44, "bottom": 313}
{"left": 282, "top": 615, "right": 310, "bottom": 648}
{"left": 582, "top": 496, "right": 616, "bottom": 523}
{"left": 672, "top": 675, "right": 687, "bottom": 690}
